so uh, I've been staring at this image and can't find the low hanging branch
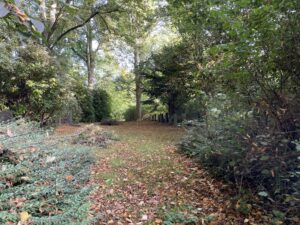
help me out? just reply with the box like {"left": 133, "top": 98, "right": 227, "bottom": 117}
{"left": 50, "top": 8, "right": 118, "bottom": 50}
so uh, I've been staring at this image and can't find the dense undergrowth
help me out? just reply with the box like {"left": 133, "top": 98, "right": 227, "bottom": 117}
{"left": 179, "top": 95, "right": 300, "bottom": 224}
{"left": 0, "top": 120, "right": 95, "bottom": 224}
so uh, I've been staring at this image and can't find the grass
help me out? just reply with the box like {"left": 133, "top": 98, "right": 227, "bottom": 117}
{"left": 89, "top": 121, "right": 267, "bottom": 224}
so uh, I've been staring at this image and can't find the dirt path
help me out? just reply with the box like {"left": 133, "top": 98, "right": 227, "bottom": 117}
{"left": 87, "top": 121, "right": 266, "bottom": 225}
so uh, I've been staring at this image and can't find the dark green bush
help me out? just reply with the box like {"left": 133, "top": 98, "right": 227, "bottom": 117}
{"left": 124, "top": 106, "right": 136, "bottom": 121}
{"left": 0, "top": 41, "right": 64, "bottom": 124}
{"left": 75, "top": 86, "right": 95, "bottom": 123}
{"left": 73, "top": 87, "right": 112, "bottom": 123}
{"left": 92, "top": 89, "right": 111, "bottom": 122}
{"left": 179, "top": 95, "right": 300, "bottom": 222}
{"left": 53, "top": 95, "right": 82, "bottom": 124}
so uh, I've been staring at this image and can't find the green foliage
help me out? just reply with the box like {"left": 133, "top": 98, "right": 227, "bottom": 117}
{"left": 179, "top": 94, "right": 300, "bottom": 221}
{"left": 73, "top": 86, "right": 112, "bottom": 123}
{"left": 163, "top": 0, "right": 300, "bottom": 222}
{"left": 56, "top": 95, "right": 83, "bottom": 124}
{"left": 124, "top": 105, "right": 136, "bottom": 121}
{"left": 107, "top": 80, "right": 135, "bottom": 121}
{"left": 92, "top": 89, "right": 111, "bottom": 122}
{"left": 75, "top": 86, "right": 95, "bottom": 123}
{"left": 0, "top": 37, "right": 64, "bottom": 123}
{"left": 0, "top": 120, "right": 95, "bottom": 224}
{"left": 163, "top": 211, "right": 198, "bottom": 225}
{"left": 143, "top": 42, "right": 199, "bottom": 122}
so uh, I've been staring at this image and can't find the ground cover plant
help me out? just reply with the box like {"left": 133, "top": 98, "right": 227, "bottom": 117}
{"left": 0, "top": 120, "right": 95, "bottom": 224}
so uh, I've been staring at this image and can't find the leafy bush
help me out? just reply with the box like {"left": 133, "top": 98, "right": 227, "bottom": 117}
{"left": 75, "top": 86, "right": 95, "bottom": 123}
{"left": 124, "top": 105, "right": 136, "bottom": 121}
{"left": 73, "top": 86, "right": 112, "bottom": 123}
{"left": 92, "top": 89, "right": 111, "bottom": 122}
{"left": 179, "top": 94, "right": 300, "bottom": 222}
{"left": 0, "top": 120, "right": 96, "bottom": 224}
{"left": 0, "top": 40, "right": 64, "bottom": 124}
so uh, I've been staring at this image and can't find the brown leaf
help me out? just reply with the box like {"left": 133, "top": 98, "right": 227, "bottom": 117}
{"left": 65, "top": 175, "right": 74, "bottom": 182}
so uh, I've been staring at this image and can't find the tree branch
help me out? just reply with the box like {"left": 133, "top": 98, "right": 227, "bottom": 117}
{"left": 99, "top": 15, "right": 111, "bottom": 34}
{"left": 47, "top": 5, "right": 66, "bottom": 43}
{"left": 71, "top": 47, "right": 87, "bottom": 62}
{"left": 47, "top": 0, "right": 76, "bottom": 43}
{"left": 50, "top": 8, "right": 118, "bottom": 50}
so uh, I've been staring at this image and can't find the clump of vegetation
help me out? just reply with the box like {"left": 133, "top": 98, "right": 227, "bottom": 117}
{"left": 72, "top": 125, "right": 118, "bottom": 148}
{"left": 0, "top": 120, "right": 95, "bottom": 224}
{"left": 74, "top": 86, "right": 112, "bottom": 123}
{"left": 100, "top": 118, "right": 120, "bottom": 126}
{"left": 124, "top": 105, "right": 137, "bottom": 121}
{"left": 93, "top": 89, "right": 111, "bottom": 122}
{"left": 163, "top": 210, "right": 198, "bottom": 225}
{"left": 0, "top": 40, "right": 64, "bottom": 124}
{"left": 179, "top": 95, "right": 300, "bottom": 222}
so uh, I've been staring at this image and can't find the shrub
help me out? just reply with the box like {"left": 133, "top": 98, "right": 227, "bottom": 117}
{"left": 75, "top": 87, "right": 95, "bottom": 123}
{"left": 0, "top": 41, "right": 64, "bottom": 124}
{"left": 179, "top": 94, "right": 300, "bottom": 222}
{"left": 124, "top": 105, "right": 136, "bottom": 121}
{"left": 92, "top": 89, "right": 111, "bottom": 122}
{"left": 100, "top": 118, "right": 119, "bottom": 126}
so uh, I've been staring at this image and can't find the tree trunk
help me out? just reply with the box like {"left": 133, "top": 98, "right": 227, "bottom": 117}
{"left": 134, "top": 46, "right": 142, "bottom": 120}
{"left": 86, "top": 24, "right": 95, "bottom": 89}
{"left": 50, "top": 3, "right": 57, "bottom": 26}
{"left": 168, "top": 96, "right": 177, "bottom": 125}
{"left": 40, "top": 0, "right": 47, "bottom": 21}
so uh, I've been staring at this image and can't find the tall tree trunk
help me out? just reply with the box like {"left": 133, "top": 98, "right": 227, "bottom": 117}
{"left": 50, "top": 3, "right": 57, "bottom": 26}
{"left": 86, "top": 24, "right": 95, "bottom": 89}
{"left": 40, "top": 0, "right": 47, "bottom": 21}
{"left": 134, "top": 46, "right": 142, "bottom": 120}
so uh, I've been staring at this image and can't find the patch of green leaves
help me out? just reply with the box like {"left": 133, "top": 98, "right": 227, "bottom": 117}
{"left": 0, "top": 120, "right": 96, "bottom": 224}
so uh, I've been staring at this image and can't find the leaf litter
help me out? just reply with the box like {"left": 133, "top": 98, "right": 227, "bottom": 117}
{"left": 89, "top": 122, "right": 269, "bottom": 224}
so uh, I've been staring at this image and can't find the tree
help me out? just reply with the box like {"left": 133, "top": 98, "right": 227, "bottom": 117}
{"left": 112, "top": 0, "right": 158, "bottom": 120}
{"left": 143, "top": 42, "right": 199, "bottom": 124}
{"left": 70, "top": 21, "right": 104, "bottom": 88}
{"left": 167, "top": 0, "right": 300, "bottom": 134}
{"left": 166, "top": 0, "right": 300, "bottom": 220}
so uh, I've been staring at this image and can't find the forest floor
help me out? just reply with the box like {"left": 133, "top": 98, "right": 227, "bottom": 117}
{"left": 57, "top": 122, "right": 266, "bottom": 225}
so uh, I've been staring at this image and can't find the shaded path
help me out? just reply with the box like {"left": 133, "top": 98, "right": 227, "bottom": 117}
{"left": 88, "top": 122, "right": 265, "bottom": 225}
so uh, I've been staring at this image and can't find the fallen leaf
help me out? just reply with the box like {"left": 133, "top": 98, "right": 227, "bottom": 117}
{"left": 20, "top": 211, "right": 30, "bottom": 222}
{"left": 65, "top": 175, "right": 74, "bottom": 182}
{"left": 155, "top": 218, "right": 163, "bottom": 224}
